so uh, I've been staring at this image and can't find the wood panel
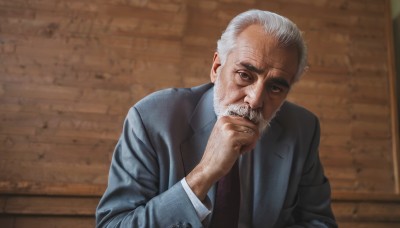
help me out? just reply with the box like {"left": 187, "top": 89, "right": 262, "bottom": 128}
{"left": 286, "top": 0, "right": 397, "bottom": 193}
{"left": 0, "top": 216, "right": 95, "bottom": 228}
{"left": 0, "top": 0, "right": 399, "bottom": 226}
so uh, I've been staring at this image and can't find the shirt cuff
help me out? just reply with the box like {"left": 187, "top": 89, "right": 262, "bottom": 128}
{"left": 180, "top": 178, "right": 212, "bottom": 221}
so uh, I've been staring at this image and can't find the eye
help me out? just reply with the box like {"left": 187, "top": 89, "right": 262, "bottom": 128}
{"left": 269, "top": 84, "right": 283, "bottom": 93}
{"left": 238, "top": 72, "right": 252, "bottom": 81}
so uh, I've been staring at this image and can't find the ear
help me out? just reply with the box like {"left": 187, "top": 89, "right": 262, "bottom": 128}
{"left": 210, "top": 52, "right": 221, "bottom": 83}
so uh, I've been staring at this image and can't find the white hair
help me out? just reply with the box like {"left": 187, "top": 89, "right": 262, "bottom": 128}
{"left": 217, "top": 9, "right": 308, "bottom": 82}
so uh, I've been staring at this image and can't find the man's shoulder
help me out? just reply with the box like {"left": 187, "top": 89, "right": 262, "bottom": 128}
{"left": 128, "top": 83, "right": 213, "bottom": 127}
{"left": 270, "top": 101, "right": 320, "bottom": 143}
{"left": 135, "top": 83, "right": 213, "bottom": 111}
{"left": 125, "top": 83, "right": 214, "bottom": 139}
{"left": 280, "top": 101, "right": 316, "bottom": 118}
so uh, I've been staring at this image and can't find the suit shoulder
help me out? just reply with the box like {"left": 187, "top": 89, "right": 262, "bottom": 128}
{"left": 127, "top": 83, "right": 213, "bottom": 130}
{"left": 134, "top": 83, "right": 213, "bottom": 112}
{"left": 281, "top": 101, "right": 317, "bottom": 119}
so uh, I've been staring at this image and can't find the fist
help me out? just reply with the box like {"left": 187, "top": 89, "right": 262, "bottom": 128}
{"left": 200, "top": 116, "right": 260, "bottom": 178}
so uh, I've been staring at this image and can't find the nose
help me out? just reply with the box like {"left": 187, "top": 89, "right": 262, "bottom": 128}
{"left": 244, "top": 83, "right": 264, "bottom": 109}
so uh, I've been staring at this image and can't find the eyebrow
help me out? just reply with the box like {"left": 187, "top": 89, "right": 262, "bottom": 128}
{"left": 269, "top": 77, "right": 291, "bottom": 89}
{"left": 240, "top": 62, "right": 265, "bottom": 74}
{"left": 239, "top": 62, "right": 291, "bottom": 89}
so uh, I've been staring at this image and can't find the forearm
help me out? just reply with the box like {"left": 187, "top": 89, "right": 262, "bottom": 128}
{"left": 185, "top": 163, "right": 218, "bottom": 201}
{"left": 96, "top": 182, "right": 202, "bottom": 228}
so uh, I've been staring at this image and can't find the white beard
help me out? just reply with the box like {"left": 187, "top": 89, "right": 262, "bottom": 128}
{"left": 213, "top": 75, "right": 282, "bottom": 134}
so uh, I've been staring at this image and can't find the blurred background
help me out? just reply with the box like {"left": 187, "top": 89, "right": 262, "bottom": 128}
{"left": 0, "top": 0, "right": 400, "bottom": 227}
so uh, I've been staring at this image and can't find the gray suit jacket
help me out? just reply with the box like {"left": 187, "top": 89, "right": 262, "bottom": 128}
{"left": 96, "top": 83, "right": 337, "bottom": 228}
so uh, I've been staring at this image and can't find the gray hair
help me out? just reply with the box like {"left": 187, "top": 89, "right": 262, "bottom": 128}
{"left": 217, "top": 9, "right": 307, "bottom": 82}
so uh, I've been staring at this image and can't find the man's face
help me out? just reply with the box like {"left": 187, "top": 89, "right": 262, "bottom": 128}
{"left": 211, "top": 24, "right": 299, "bottom": 132}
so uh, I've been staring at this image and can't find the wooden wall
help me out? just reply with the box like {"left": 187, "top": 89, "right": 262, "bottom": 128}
{"left": 1, "top": 0, "right": 399, "bottom": 227}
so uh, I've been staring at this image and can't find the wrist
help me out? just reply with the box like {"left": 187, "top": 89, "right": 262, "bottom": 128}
{"left": 186, "top": 165, "right": 217, "bottom": 201}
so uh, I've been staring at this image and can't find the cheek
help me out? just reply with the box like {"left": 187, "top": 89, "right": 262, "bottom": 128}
{"left": 230, "top": 88, "right": 248, "bottom": 104}
{"left": 221, "top": 91, "right": 245, "bottom": 105}
{"left": 218, "top": 83, "right": 247, "bottom": 105}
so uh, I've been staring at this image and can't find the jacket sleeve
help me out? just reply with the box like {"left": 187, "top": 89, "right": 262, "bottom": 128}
{"left": 290, "top": 116, "right": 337, "bottom": 228}
{"left": 96, "top": 107, "right": 202, "bottom": 228}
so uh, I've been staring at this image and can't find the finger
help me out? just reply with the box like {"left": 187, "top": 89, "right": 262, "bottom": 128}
{"left": 222, "top": 122, "right": 255, "bottom": 136}
{"left": 221, "top": 116, "right": 259, "bottom": 133}
{"left": 236, "top": 125, "right": 256, "bottom": 135}
{"left": 232, "top": 127, "right": 259, "bottom": 153}
{"left": 242, "top": 128, "right": 255, "bottom": 135}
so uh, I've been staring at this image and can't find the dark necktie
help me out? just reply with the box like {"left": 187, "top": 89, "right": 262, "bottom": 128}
{"left": 209, "top": 161, "right": 240, "bottom": 228}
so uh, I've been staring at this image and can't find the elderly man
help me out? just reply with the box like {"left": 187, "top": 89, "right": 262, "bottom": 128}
{"left": 96, "top": 9, "right": 337, "bottom": 228}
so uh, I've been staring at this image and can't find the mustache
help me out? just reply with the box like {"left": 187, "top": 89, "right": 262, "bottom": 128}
{"left": 221, "top": 104, "right": 264, "bottom": 125}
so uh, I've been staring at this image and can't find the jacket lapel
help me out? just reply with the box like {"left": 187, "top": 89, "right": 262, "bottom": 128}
{"left": 180, "top": 86, "right": 217, "bottom": 208}
{"left": 180, "top": 86, "right": 216, "bottom": 175}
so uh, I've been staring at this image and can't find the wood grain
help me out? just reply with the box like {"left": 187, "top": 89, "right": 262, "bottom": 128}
{"left": 0, "top": 0, "right": 399, "bottom": 226}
